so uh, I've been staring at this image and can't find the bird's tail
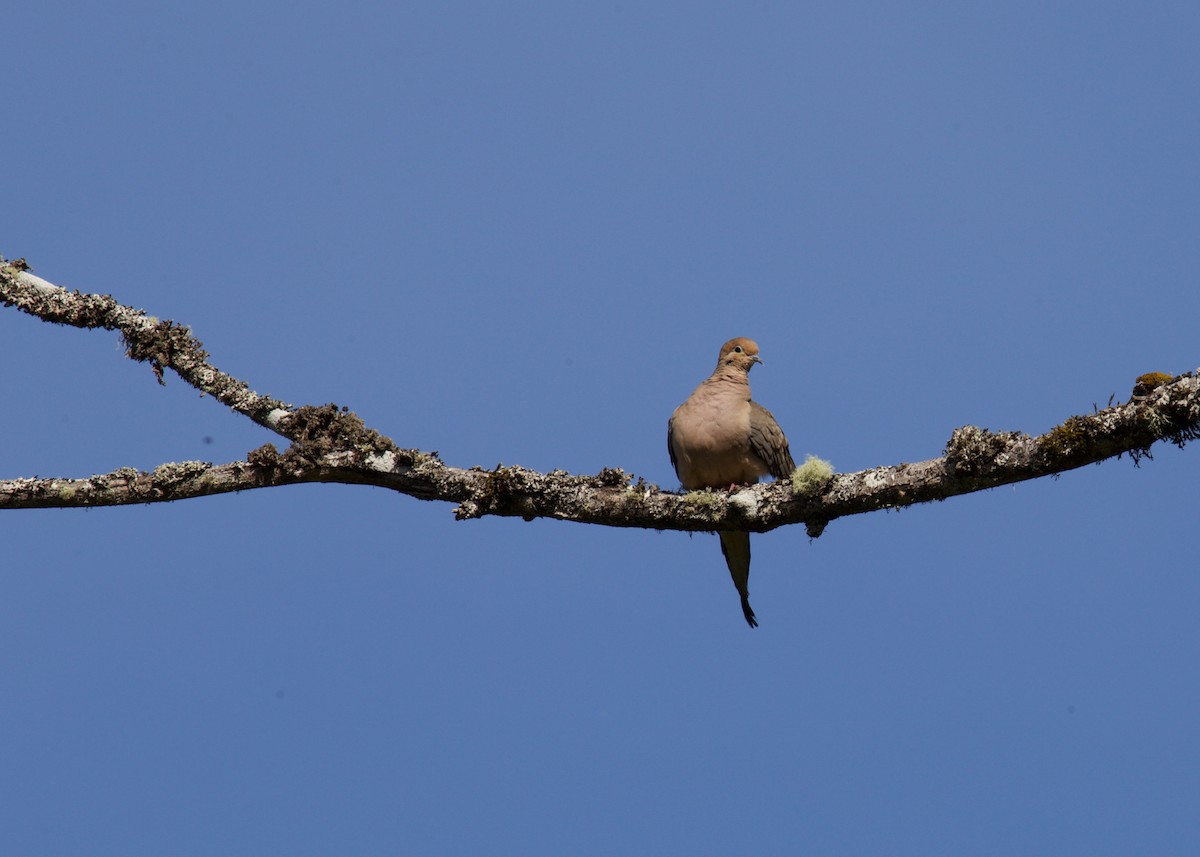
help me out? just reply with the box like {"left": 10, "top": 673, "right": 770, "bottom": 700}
{"left": 718, "top": 531, "right": 758, "bottom": 628}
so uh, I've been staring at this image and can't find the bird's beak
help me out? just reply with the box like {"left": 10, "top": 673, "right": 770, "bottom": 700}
{"left": 753, "top": 355, "right": 764, "bottom": 365}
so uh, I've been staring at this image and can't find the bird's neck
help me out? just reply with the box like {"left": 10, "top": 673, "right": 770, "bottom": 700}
{"left": 709, "top": 366, "right": 750, "bottom": 385}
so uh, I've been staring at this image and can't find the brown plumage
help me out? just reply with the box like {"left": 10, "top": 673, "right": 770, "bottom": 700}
{"left": 668, "top": 338, "right": 795, "bottom": 627}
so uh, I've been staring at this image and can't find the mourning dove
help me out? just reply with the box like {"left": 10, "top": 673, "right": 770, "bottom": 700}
{"left": 668, "top": 338, "right": 795, "bottom": 627}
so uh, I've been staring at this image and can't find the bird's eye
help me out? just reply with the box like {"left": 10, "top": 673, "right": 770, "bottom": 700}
{"left": 733, "top": 345, "right": 743, "bottom": 353}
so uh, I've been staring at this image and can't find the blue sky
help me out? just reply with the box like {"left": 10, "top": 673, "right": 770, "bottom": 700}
{"left": 4, "top": 2, "right": 1199, "bottom": 854}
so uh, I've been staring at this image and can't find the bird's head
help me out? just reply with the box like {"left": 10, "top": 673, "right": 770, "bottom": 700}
{"left": 716, "top": 337, "right": 763, "bottom": 373}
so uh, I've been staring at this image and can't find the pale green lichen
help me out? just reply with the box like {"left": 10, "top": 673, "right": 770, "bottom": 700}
{"left": 791, "top": 455, "right": 834, "bottom": 496}
{"left": 680, "top": 488, "right": 722, "bottom": 509}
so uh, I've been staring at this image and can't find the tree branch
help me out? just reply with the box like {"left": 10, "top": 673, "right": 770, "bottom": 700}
{"left": 4, "top": 256, "right": 1198, "bottom": 538}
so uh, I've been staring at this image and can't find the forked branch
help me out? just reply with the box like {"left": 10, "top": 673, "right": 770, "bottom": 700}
{"left": 3, "top": 257, "right": 1197, "bottom": 538}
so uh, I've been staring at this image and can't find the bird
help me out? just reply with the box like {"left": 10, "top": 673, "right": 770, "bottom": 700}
{"left": 667, "top": 338, "right": 795, "bottom": 627}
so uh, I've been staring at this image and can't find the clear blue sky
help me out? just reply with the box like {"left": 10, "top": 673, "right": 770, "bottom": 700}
{"left": 5, "top": 2, "right": 1199, "bottom": 854}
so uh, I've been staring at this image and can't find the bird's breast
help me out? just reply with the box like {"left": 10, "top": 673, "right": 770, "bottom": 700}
{"left": 669, "top": 383, "right": 768, "bottom": 489}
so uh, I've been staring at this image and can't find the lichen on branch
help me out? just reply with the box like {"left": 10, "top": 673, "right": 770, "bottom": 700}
{"left": 2, "top": 256, "right": 1198, "bottom": 537}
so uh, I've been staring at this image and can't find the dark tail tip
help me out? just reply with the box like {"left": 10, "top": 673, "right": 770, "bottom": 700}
{"left": 742, "top": 596, "right": 758, "bottom": 628}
